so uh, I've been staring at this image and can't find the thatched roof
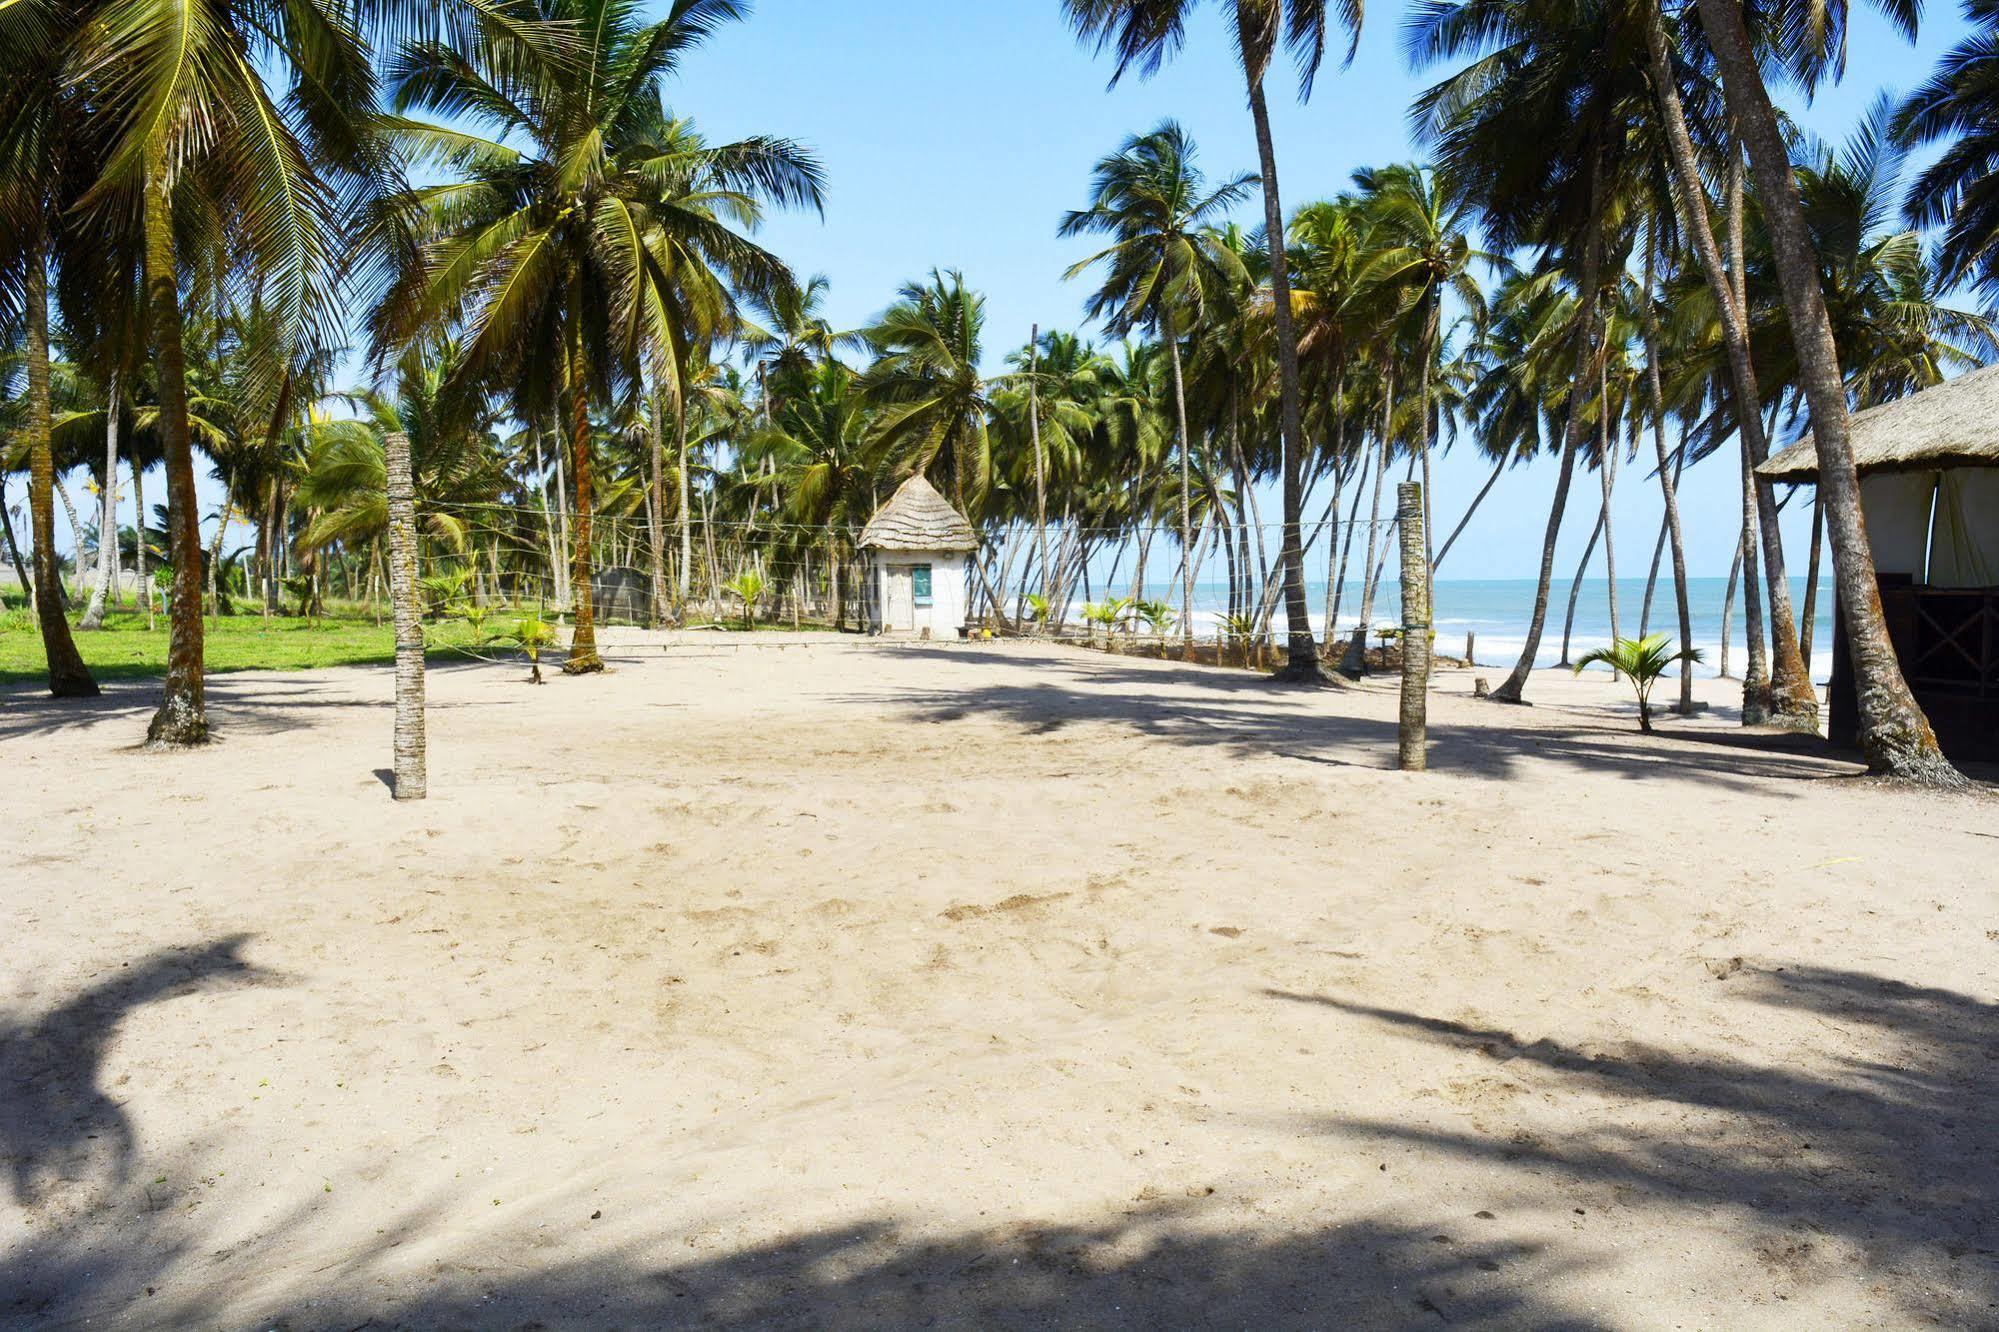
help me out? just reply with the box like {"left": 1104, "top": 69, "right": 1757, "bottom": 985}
{"left": 859, "top": 474, "right": 979, "bottom": 552}
{"left": 1759, "top": 363, "right": 1999, "bottom": 481}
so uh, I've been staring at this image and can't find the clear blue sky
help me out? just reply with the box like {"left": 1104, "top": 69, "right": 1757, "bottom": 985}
{"left": 658, "top": 0, "right": 1976, "bottom": 579}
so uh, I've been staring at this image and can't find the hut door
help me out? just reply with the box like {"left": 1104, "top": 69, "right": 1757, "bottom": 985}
{"left": 885, "top": 565, "right": 914, "bottom": 630}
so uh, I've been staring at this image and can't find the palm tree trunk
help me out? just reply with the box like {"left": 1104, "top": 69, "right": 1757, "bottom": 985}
{"left": 561, "top": 327, "right": 603, "bottom": 674}
{"left": 1645, "top": 0, "right": 1814, "bottom": 728}
{"left": 134, "top": 452, "right": 151, "bottom": 629}
{"left": 1321, "top": 437, "right": 1347, "bottom": 656}
{"left": 81, "top": 369, "right": 121, "bottom": 629}
{"left": 647, "top": 386, "right": 667, "bottom": 628}
{"left": 1800, "top": 488, "right": 1824, "bottom": 672}
{"left": 142, "top": 156, "right": 205, "bottom": 743}
{"left": 1639, "top": 226, "right": 1696, "bottom": 714}
{"left": 1345, "top": 386, "right": 1394, "bottom": 675}
{"left": 208, "top": 471, "right": 235, "bottom": 626}
{"left": 1490, "top": 141, "right": 1611, "bottom": 704}
{"left": 1165, "top": 327, "right": 1196, "bottom": 660}
{"left": 24, "top": 247, "right": 97, "bottom": 694}
{"left": 53, "top": 473, "right": 84, "bottom": 609}
{"left": 385, "top": 430, "right": 426, "bottom": 800}
{"left": 1736, "top": 410, "right": 1770, "bottom": 722}
{"left": 1601, "top": 399, "right": 1621, "bottom": 645}
{"left": 1, "top": 477, "right": 32, "bottom": 602}
{"left": 1641, "top": 510, "right": 1667, "bottom": 637}
{"left": 1029, "top": 325, "right": 1052, "bottom": 633}
{"left": 1693, "top": 0, "right": 1956, "bottom": 783}
{"left": 1246, "top": 76, "right": 1321, "bottom": 678}
{"left": 552, "top": 415, "right": 573, "bottom": 609}
{"left": 1720, "top": 536, "right": 1742, "bottom": 679}
{"left": 1559, "top": 510, "right": 1603, "bottom": 668}
{"left": 1434, "top": 451, "right": 1507, "bottom": 573}
{"left": 676, "top": 392, "right": 694, "bottom": 613}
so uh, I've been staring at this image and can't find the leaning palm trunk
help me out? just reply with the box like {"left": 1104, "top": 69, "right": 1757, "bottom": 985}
{"left": 1247, "top": 78, "right": 1321, "bottom": 678}
{"left": 143, "top": 157, "right": 206, "bottom": 744}
{"left": 24, "top": 249, "right": 98, "bottom": 695}
{"left": 1736, "top": 419, "right": 1770, "bottom": 721}
{"left": 1434, "top": 451, "right": 1507, "bottom": 574}
{"left": 385, "top": 430, "right": 426, "bottom": 800}
{"left": 1639, "top": 227, "right": 1697, "bottom": 714}
{"left": 0, "top": 477, "right": 32, "bottom": 601}
{"left": 1601, "top": 414, "right": 1621, "bottom": 644}
{"left": 1558, "top": 509, "right": 1604, "bottom": 668}
{"left": 1800, "top": 490, "right": 1825, "bottom": 672}
{"left": 1491, "top": 145, "right": 1611, "bottom": 704}
{"left": 1693, "top": 0, "right": 1956, "bottom": 783}
{"left": 562, "top": 331, "right": 603, "bottom": 674}
{"left": 81, "top": 370, "right": 122, "bottom": 630}
{"left": 53, "top": 474, "right": 84, "bottom": 608}
{"left": 1165, "top": 328, "right": 1196, "bottom": 661}
{"left": 1643, "top": 0, "right": 1815, "bottom": 729}
{"left": 208, "top": 472, "right": 235, "bottom": 624}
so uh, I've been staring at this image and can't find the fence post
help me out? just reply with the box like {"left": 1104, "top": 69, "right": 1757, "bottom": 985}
{"left": 386, "top": 430, "right": 427, "bottom": 800}
{"left": 1398, "top": 481, "right": 1430, "bottom": 772}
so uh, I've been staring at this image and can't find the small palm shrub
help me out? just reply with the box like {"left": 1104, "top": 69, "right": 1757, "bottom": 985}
{"left": 723, "top": 570, "right": 766, "bottom": 628}
{"left": 499, "top": 615, "right": 558, "bottom": 684}
{"left": 1574, "top": 632, "right": 1703, "bottom": 733}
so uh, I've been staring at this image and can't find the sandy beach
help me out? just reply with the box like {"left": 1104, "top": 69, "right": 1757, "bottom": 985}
{"left": 2, "top": 639, "right": 1994, "bottom": 1328}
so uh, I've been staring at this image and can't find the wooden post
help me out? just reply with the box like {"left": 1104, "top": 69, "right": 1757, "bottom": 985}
{"left": 1398, "top": 482, "right": 1430, "bottom": 772}
{"left": 385, "top": 430, "right": 426, "bottom": 800}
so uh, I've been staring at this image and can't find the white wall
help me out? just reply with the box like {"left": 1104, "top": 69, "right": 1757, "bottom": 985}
{"left": 873, "top": 552, "right": 967, "bottom": 637}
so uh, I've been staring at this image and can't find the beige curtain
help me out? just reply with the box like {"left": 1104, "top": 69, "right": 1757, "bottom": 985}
{"left": 1926, "top": 466, "right": 1999, "bottom": 589}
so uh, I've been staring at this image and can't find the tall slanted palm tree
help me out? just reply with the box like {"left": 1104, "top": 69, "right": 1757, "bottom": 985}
{"left": 1065, "top": 0, "right": 1365, "bottom": 681}
{"left": 1409, "top": 0, "right": 1650, "bottom": 704}
{"left": 374, "top": 0, "right": 821, "bottom": 672}
{"left": 1691, "top": 0, "right": 1962, "bottom": 785}
{"left": 1061, "top": 120, "right": 1253, "bottom": 659}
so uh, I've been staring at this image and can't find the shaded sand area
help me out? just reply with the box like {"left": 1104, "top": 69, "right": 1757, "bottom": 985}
{"left": 3, "top": 640, "right": 1995, "bottom": 1328}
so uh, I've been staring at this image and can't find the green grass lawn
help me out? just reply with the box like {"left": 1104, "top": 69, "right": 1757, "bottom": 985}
{"left": 0, "top": 603, "right": 487, "bottom": 686}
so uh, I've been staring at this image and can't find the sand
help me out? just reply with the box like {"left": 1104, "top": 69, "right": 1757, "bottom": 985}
{"left": 2, "top": 638, "right": 1994, "bottom": 1329}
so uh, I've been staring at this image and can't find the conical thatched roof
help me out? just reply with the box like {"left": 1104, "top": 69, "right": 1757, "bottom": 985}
{"left": 859, "top": 474, "right": 978, "bottom": 552}
{"left": 1759, "top": 363, "right": 1999, "bottom": 482}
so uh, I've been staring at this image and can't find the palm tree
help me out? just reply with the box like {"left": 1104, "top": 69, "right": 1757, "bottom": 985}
{"left": 1064, "top": 0, "right": 1365, "bottom": 681}
{"left": 748, "top": 361, "right": 880, "bottom": 629}
{"left": 1691, "top": 0, "right": 1963, "bottom": 785}
{"left": 1060, "top": 120, "right": 1253, "bottom": 659}
{"left": 374, "top": 0, "right": 821, "bottom": 673}
{"left": 857, "top": 270, "right": 994, "bottom": 510}
{"left": 0, "top": 7, "right": 99, "bottom": 695}
{"left": 58, "top": 0, "right": 381, "bottom": 741}
{"left": 1895, "top": 0, "right": 1999, "bottom": 299}
{"left": 1410, "top": 0, "right": 1652, "bottom": 704}
{"left": 1639, "top": 0, "right": 1816, "bottom": 728}
{"left": 1351, "top": 162, "right": 1494, "bottom": 574}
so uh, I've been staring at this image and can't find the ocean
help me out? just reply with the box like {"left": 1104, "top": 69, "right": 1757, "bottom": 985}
{"left": 1117, "top": 576, "right": 1838, "bottom": 683}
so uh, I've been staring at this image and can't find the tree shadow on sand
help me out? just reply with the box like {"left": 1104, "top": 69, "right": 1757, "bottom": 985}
{"left": 0, "top": 934, "right": 275, "bottom": 1207}
{"left": 1268, "top": 963, "right": 1999, "bottom": 1325}
{"left": 849, "top": 648, "right": 1878, "bottom": 795}
{"left": 7, "top": 1182, "right": 1617, "bottom": 1329}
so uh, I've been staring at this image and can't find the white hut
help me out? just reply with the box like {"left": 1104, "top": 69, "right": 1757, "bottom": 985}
{"left": 1759, "top": 364, "right": 1999, "bottom": 762}
{"left": 859, "top": 475, "right": 978, "bottom": 637}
